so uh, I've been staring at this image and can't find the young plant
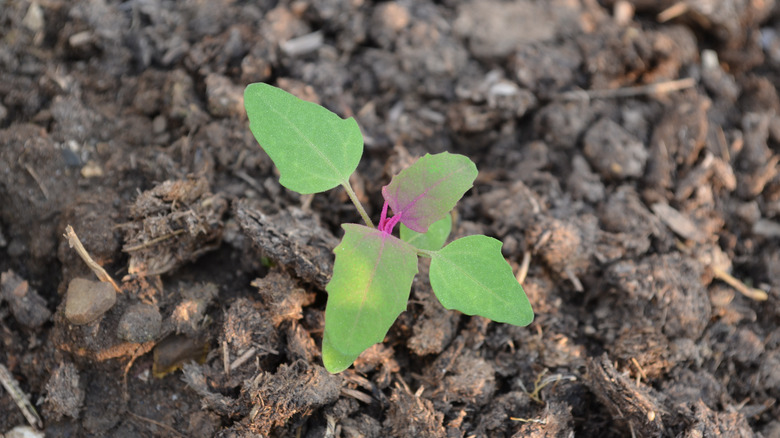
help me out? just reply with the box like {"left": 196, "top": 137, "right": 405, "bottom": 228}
{"left": 244, "top": 83, "right": 534, "bottom": 373}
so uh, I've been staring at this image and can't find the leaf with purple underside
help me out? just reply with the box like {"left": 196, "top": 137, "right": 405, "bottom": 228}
{"left": 381, "top": 152, "right": 477, "bottom": 233}
{"left": 323, "top": 224, "right": 419, "bottom": 373}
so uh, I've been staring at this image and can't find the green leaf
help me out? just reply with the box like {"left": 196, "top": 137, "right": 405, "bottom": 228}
{"left": 429, "top": 235, "right": 533, "bottom": 326}
{"left": 323, "top": 224, "right": 419, "bottom": 373}
{"left": 400, "top": 213, "right": 452, "bottom": 251}
{"left": 244, "top": 83, "right": 363, "bottom": 194}
{"left": 382, "top": 152, "right": 477, "bottom": 233}
{"left": 322, "top": 331, "right": 361, "bottom": 374}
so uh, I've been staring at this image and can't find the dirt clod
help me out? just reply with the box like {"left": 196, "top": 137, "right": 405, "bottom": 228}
{"left": 0, "top": 270, "right": 51, "bottom": 328}
{"left": 171, "top": 282, "right": 218, "bottom": 336}
{"left": 123, "top": 177, "right": 227, "bottom": 277}
{"left": 384, "top": 382, "right": 446, "bottom": 438}
{"left": 43, "top": 362, "right": 84, "bottom": 421}
{"left": 601, "top": 253, "right": 711, "bottom": 340}
{"left": 583, "top": 118, "right": 648, "bottom": 180}
{"left": 241, "top": 361, "right": 342, "bottom": 435}
{"left": 586, "top": 354, "right": 664, "bottom": 437}
{"left": 236, "top": 202, "right": 338, "bottom": 289}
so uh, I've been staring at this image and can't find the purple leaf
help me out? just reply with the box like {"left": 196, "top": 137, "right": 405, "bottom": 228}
{"left": 381, "top": 152, "right": 477, "bottom": 233}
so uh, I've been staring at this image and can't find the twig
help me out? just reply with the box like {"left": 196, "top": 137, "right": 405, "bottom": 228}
{"left": 523, "top": 369, "right": 578, "bottom": 404}
{"left": 554, "top": 78, "right": 696, "bottom": 101}
{"left": 230, "top": 347, "right": 257, "bottom": 371}
{"left": 222, "top": 340, "right": 230, "bottom": 378}
{"left": 324, "top": 414, "right": 338, "bottom": 438}
{"left": 564, "top": 266, "right": 584, "bottom": 292}
{"left": 233, "top": 169, "right": 265, "bottom": 193}
{"left": 657, "top": 2, "right": 689, "bottom": 23}
{"left": 0, "top": 363, "right": 43, "bottom": 429}
{"left": 710, "top": 265, "right": 768, "bottom": 301}
{"left": 510, "top": 416, "right": 547, "bottom": 424}
{"left": 24, "top": 164, "right": 49, "bottom": 200}
{"left": 123, "top": 229, "right": 186, "bottom": 252}
{"left": 128, "top": 411, "right": 185, "bottom": 438}
{"left": 340, "top": 387, "right": 374, "bottom": 404}
{"left": 630, "top": 357, "right": 647, "bottom": 384}
{"left": 64, "top": 225, "right": 121, "bottom": 293}
{"left": 515, "top": 251, "right": 531, "bottom": 285}
{"left": 533, "top": 230, "right": 552, "bottom": 253}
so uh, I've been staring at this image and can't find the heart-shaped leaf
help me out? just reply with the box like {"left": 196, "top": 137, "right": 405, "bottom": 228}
{"left": 382, "top": 152, "right": 477, "bottom": 233}
{"left": 400, "top": 213, "right": 452, "bottom": 251}
{"left": 323, "top": 224, "right": 419, "bottom": 373}
{"left": 244, "top": 83, "right": 363, "bottom": 194}
{"left": 429, "top": 235, "right": 533, "bottom": 326}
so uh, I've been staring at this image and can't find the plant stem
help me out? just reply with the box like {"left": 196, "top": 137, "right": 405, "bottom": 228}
{"left": 341, "top": 181, "right": 375, "bottom": 228}
{"left": 377, "top": 200, "right": 389, "bottom": 231}
{"left": 416, "top": 248, "right": 437, "bottom": 258}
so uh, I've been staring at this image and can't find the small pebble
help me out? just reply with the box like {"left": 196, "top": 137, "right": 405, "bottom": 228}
{"left": 4, "top": 425, "right": 45, "bottom": 438}
{"left": 64, "top": 278, "right": 116, "bottom": 325}
{"left": 117, "top": 303, "right": 162, "bottom": 343}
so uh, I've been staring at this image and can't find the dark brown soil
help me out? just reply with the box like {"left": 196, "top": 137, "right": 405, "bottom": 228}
{"left": 2, "top": 0, "right": 780, "bottom": 437}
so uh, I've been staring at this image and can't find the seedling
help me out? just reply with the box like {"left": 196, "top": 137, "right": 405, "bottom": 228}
{"left": 244, "top": 83, "right": 534, "bottom": 373}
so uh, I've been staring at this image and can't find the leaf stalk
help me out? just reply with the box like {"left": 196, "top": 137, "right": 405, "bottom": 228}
{"left": 341, "top": 181, "right": 374, "bottom": 228}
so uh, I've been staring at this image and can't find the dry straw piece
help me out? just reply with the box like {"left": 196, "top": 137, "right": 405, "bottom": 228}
{"left": 63, "top": 225, "right": 121, "bottom": 293}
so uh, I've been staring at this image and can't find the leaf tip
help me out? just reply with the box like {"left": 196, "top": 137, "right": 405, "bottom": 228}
{"left": 322, "top": 333, "right": 359, "bottom": 374}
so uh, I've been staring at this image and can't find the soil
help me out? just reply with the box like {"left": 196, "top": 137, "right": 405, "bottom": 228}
{"left": 1, "top": 0, "right": 780, "bottom": 437}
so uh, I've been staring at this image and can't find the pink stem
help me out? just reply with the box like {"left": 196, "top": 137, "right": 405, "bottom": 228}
{"left": 378, "top": 200, "right": 389, "bottom": 231}
{"left": 383, "top": 213, "right": 403, "bottom": 235}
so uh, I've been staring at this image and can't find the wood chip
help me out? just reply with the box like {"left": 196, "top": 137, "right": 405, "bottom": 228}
{"left": 651, "top": 203, "right": 706, "bottom": 242}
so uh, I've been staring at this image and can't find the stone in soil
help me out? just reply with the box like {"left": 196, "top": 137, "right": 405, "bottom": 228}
{"left": 64, "top": 278, "right": 116, "bottom": 325}
{"left": 116, "top": 302, "right": 162, "bottom": 343}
